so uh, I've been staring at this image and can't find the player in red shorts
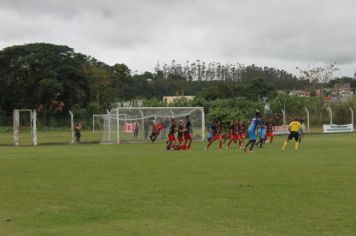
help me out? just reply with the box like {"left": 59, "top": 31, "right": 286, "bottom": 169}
{"left": 264, "top": 118, "right": 275, "bottom": 144}
{"left": 237, "top": 120, "right": 247, "bottom": 148}
{"left": 177, "top": 120, "right": 185, "bottom": 150}
{"left": 226, "top": 120, "right": 237, "bottom": 149}
{"left": 223, "top": 120, "right": 234, "bottom": 144}
{"left": 183, "top": 115, "right": 192, "bottom": 150}
{"left": 206, "top": 121, "right": 224, "bottom": 150}
{"left": 166, "top": 119, "right": 177, "bottom": 150}
{"left": 149, "top": 120, "right": 163, "bottom": 143}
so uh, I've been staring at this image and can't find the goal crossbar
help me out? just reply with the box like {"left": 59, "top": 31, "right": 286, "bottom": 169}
{"left": 101, "top": 107, "right": 205, "bottom": 144}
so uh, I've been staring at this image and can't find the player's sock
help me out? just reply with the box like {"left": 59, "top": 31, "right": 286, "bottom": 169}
{"left": 244, "top": 140, "right": 251, "bottom": 151}
{"left": 282, "top": 141, "right": 288, "bottom": 150}
{"left": 294, "top": 142, "right": 299, "bottom": 150}
{"left": 227, "top": 139, "right": 233, "bottom": 148}
{"left": 206, "top": 141, "right": 212, "bottom": 150}
{"left": 165, "top": 141, "right": 170, "bottom": 150}
{"left": 249, "top": 140, "right": 256, "bottom": 151}
{"left": 256, "top": 140, "right": 260, "bottom": 147}
{"left": 270, "top": 136, "right": 274, "bottom": 144}
{"left": 171, "top": 142, "right": 176, "bottom": 150}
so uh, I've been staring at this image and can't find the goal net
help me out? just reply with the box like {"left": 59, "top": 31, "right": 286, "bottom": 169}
{"left": 101, "top": 107, "right": 205, "bottom": 144}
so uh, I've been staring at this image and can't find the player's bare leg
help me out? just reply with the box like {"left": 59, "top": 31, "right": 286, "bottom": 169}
{"left": 270, "top": 135, "right": 274, "bottom": 144}
{"left": 239, "top": 138, "right": 245, "bottom": 149}
{"left": 227, "top": 138, "right": 234, "bottom": 149}
{"left": 206, "top": 139, "right": 214, "bottom": 150}
{"left": 281, "top": 139, "right": 289, "bottom": 151}
{"left": 218, "top": 137, "right": 223, "bottom": 149}
{"left": 186, "top": 138, "right": 192, "bottom": 150}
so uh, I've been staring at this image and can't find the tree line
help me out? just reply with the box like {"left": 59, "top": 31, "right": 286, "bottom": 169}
{"left": 0, "top": 43, "right": 355, "bottom": 127}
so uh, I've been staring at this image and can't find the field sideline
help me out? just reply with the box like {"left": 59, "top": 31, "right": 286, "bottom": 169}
{"left": 1, "top": 134, "right": 356, "bottom": 235}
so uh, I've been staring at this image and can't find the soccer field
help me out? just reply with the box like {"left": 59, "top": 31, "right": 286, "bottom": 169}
{"left": 1, "top": 134, "right": 356, "bottom": 235}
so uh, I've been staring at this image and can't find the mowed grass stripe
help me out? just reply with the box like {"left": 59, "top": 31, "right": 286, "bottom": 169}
{"left": 0, "top": 134, "right": 356, "bottom": 235}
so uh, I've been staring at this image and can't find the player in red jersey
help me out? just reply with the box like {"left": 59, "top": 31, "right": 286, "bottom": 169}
{"left": 177, "top": 120, "right": 185, "bottom": 150}
{"left": 206, "top": 121, "right": 224, "bottom": 150}
{"left": 183, "top": 115, "right": 192, "bottom": 150}
{"left": 226, "top": 120, "right": 237, "bottom": 149}
{"left": 237, "top": 120, "right": 247, "bottom": 148}
{"left": 149, "top": 120, "right": 163, "bottom": 143}
{"left": 166, "top": 119, "right": 177, "bottom": 150}
{"left": 223, "top": 120, "right": 234, "bottom": 144}
{"left": 264, "top": 118, "right": 275, "bottom": 144}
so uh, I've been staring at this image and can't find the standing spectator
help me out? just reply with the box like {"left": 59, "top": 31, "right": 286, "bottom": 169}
{"left": 144, "top": 118, "right": 150, "bottom": 140}
{"left": 133, "top": 122, "right": 139, "bottom": 140}
{"left": 75, "top": 122, "right": 82, "bottom": 144}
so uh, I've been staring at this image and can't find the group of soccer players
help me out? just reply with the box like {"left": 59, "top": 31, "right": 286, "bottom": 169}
{"left": 150, "top": 111, "right": 303, "bottom": 152}
{"left": 162, "top": 116, "right": 193, "bottom": 151}
{"left": 206, "top": 111, "right": 303, "bottom": 152}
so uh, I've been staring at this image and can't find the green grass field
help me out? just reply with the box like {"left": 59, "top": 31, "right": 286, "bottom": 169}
{"left": 1, "top": 133, "right": 356, "bottom": 235}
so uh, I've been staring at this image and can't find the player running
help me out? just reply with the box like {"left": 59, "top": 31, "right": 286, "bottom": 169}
{"left": 281, "top": 118, "right": 302, "bottom": 151}
{"left": 244, "top": 112, "right": 261, "bottom": 153}
{"left": 206, "top": 121, "right": 224, "bottom": 150}
{"left": 149, "top": 120, "right": 163, "bottom": 143}
{"left": 166, "top": 119, "right": 177, "bottom": 150}
{"left": 264, "top": 118, "right": 275, "bottom": 144}
{"left": 183, "top": 115, "right": 192, "bottom": 150}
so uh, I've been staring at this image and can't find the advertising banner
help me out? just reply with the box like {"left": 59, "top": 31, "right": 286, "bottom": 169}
{"left": 323, "top": 124, "right": 354, "bottom": 133}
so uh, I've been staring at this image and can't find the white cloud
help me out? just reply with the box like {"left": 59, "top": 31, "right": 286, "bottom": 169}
{"left": 0, "top": 0, "right": 355, "bottom": 76}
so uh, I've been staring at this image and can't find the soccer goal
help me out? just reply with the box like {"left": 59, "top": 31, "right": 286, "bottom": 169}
{"left": 13, "top": 109, "right": 37, "bottom": 146}
{"left": 101, "top": 107, "right": 205, "bottom": 144}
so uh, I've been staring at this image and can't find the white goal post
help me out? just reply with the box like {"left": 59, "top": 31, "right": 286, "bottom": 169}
{"left": 13, "top": 109, "right": 37, "bottom": 146}
{"left": 101, "top": 107, "right": 205, "bottom": 144}
{"left": 323, "top": 106, "right": 354, "bottom": 133}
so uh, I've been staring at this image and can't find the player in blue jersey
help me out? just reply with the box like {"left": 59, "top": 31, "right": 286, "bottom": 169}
{"left": 206, "top": 121, "right": 223, "bottom": 150}
{"left": 207, "top": 122, "right": 213, "bottom": 142}
{"left": 297, "top": 116, "right": 304, "bottom": 143}
{"left": 256, "top": 121, "right": 266, "bottom": 148}
{"left": 244, "top": 112, "right": 261, "bottom": 153}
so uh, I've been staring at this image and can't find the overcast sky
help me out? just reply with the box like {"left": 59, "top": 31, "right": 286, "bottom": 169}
{"left": 1, "top": 0, "right": 355, "bottom": 76}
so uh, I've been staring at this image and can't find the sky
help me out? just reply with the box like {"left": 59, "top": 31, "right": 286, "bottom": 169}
{"left": 0, "top": 0, "right": 355, "bottom": 77}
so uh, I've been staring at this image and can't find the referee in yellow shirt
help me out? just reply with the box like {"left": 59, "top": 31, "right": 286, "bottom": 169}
{"left": 282, "top": 118, "right": 302, "bottom": 151}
